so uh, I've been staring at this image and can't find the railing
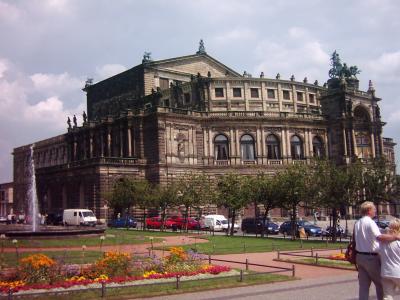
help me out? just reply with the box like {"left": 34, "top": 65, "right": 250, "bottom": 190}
{"left": 292, "top": 159, "right": 306, "bottom": 164}
{"left": 242, "top": 160, "right": 256, "bottom": 165}
{"left": 268, "top": 159, "right": 282, "bottom": 165}
{"left": 215, "top": 160, "right": 230, "bottom": 166}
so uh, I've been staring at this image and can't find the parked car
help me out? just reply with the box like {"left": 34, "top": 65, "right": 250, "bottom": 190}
{"left": 203, "top": 214, "right": 239, "bottom": 232}
{"left": 108, "top": 216, "right": 137, "bottom": 228}
{"left": 167, "top": 216, "right": 201, "bottom": 230}
{"left": 63, "top": 209, "right": 97, "bottom": 226}
{"left": 373, "top": 218, "right": 390, "bottom": 230}
{"left": 46, "top": 212, "right": 63, "bottom": 226}
{"left": 241, "top": 218, "right": 280, "bottom": 234}
{"left": 322, "top": 225, "right": 345, "bottom": 237}
{"left": 279, "top": 220, "right": 322, "bottom": 237}
{"left": 146, "top": 217, "right": 178, "bottom": 229}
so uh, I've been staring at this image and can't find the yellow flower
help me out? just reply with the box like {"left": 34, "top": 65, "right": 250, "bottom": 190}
{"left": 19, "top": 254, "right": 55, "bottom": 269}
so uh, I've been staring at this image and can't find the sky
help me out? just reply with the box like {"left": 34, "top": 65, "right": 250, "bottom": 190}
{"left": 1, "top": 0, "right": 400, "bottom": 182}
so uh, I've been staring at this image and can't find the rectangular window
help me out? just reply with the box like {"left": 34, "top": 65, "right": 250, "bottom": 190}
{"left": 159, "top": 78, "right": 169, "bottom": 90}
{"left": 309, "top": 94, "right": 315, "bottom": 103}
{"left": 250, "top": 88, "right": 259, "bottom": 98}
{"left": 297, "top": 92, "right": 304, "bottom": 102}
{"left": 282, "top": 90, "right": 290, "bottom": 100}
{"left": 164, "top": 99, "right": 170, "bottom": 107}
{"left": 267, "top": 89, "right": 275, "bottom": 99}
{"left": 233, "top": 88, "right": 242, "bottom": 97}
{"left": 184, "top": 93, "right": 190, "bottom": 104}
{"left": 215, "top": 88, "right": 224, "bottom": 97}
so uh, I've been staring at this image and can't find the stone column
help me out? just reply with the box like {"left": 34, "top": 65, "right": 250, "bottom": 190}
{"left": 261, "top": 127, "right": 266, "bottom": 163}
{"left": 281, "top": 128, "right": 287, "bottom": 158}
{"left": 370, "top": 132, "right": 376, "bottom": 158}
{"left": 304, "top": 130, "right": 310, "bottom": 158}
{"left": 342, "top": 128, "right": 347, "bottom": 156}
{"left": 119, "top": 125, "right": 124, "bottom": 157}
{"left": 244, "top": 82, "right": 249, "bottom": 111}
{"left": 107, "top": 127, "right": 112, "bottom": 157}
{"left": 83, "top": 133, "right": 87, "bottom": 159}
{"left": 235, "top": 128, "right": 240, "bottom": 163}
{"left": 352, "top": 129, "right": 357, "bottom": 157}
{"left": 89, "top": 133, "right": 94, "bottom": 158}
{"left": 261, "top": 82, "right": 267, "bottom": 111}
{"left": 127, "top": 126, "right": 132, "bottom": 157}
{"left": 100, "top": 129, "right": 104, "bottom": 157}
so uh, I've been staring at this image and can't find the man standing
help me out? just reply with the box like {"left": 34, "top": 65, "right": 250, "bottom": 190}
{"left": 355, "top": 201, "right": 400, "bottom": 300}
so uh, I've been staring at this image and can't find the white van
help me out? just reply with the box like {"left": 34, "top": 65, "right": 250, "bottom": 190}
{"left": 203, "top": 214, "right": 239, "bottom": 232}
{"left": 63, "top": 209, "right": 97, "bottom": 226}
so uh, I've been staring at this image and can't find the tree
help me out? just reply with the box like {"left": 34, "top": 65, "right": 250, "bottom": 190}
{"left": 217, "top": 173, "right": 250, "bottom": 236}
{"left": 153, "top": 182, "right": 179, "bottom": 231}
{"left": 248, "top": 173, "right": 280, "bottom": 237}
{"left": 312, "top": 159, "right": 362, "bottom": 242}
{"left": 177, "top": 173, "right": 212, "bottom": 231}
{"left": 278, "top": 163, "right": 313, "bottom": 240}
{"left": 105, "top": 177, "right": 138, "bottom": 218}
{"left": 132, "top": 179, "right": 154, "bottom": 230}
{"left": 363, "top": 157, "right": 396, "bottom": 219}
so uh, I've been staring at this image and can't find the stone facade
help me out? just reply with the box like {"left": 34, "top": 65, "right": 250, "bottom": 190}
{"left": 13, "top": 48, "right": 397, "bottom": 220}
{"left": 0, "top": 182, "right": 13, "bottom": 217}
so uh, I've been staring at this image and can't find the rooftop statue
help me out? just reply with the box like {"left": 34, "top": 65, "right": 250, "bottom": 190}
{"left": 142, "top": 52, "right": 152, "bottom": 63}
{"left": 83, "top": 111, "right": 87, "bottom": 123}
{"left": 196, "top": 39, "right": 206, "bottom": 54}
{"left": 328, "top": 51, "right": 361, "bottom": 79}
{"left": 67, "top": 117, "right": 72, "bottom": 129}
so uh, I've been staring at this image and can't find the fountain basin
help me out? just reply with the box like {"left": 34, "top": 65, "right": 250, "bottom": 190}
{"left": 0, "top": 224, "right": 105, "bottom": 238}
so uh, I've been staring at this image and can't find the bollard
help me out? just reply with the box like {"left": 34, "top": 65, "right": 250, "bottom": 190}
{"left": 292, "top": 264, "right": 296, "bottom": 277}
{"left": 277, "top": 249, "right": 280, "bottom": 260}
{"left": 208, "top": 254, "right": 211, "bottom": 265}
{"left": 300, "top": 239, "right": 303, "bottom": 248}
{"left": 213, "top": 244, "right": 216, "bottom": 253}
{"left": 101, "top": 282, "right": 106, "bottom": 298}
{"left": 239, "top": 269, "right": 244, "bottom": 282}
{"left": 245, "top": 258, "right": 249, "bottom": 271}
{"left": 271, "top": 242, "right": 275, "bottom": 251}
{"left": 315, "top": 253, "right": 319, "bottom": 264}
{"left": 243, "top": 242, "right": 246, "bottom": 253}
{"left": 176, "top": 275, "right": 180, "bottom": 289}
{"left": 311, "top": 247, "right": 314, "bottom": 257}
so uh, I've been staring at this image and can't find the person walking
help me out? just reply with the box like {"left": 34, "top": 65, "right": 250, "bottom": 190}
{"left": 354, "top": 201, "right": 400, "bottom": 300}
{"left": 378, "top": 219, "right": 400, "bottom": 300}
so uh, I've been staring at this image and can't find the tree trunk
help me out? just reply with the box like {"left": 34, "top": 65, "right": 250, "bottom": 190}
{"left": 254, "top": 201, "right": 258, "bottom": 237}
{"left": 184, "top": 206, "right": 189, "bottom": 232}
{"left": 291, "top": 204, "right": 297, "bottom": 240}
{"left": 230, "top": 209, "right": 236, "bottom": 236}
{"left": 261, "top": 208, "right": 269, "bottom": 238}
{"left": 161, "top": 207, "right": 166, "bottom": 231}
{"left": 331, "top": 208, "right": 338, "bottom": 243}
{"left": 142, "top": 208, "right": 146, "bottom": 230}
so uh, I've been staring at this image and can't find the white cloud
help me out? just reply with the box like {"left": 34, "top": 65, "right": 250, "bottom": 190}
{"left": 0, "top": 59, "right": 9, "bottom": 79}
{"left": 95, "top": 64, "right": 127, "bottom": 81}
{"left": 366, "top": 51, "right": 400, "bottom": 83}
{"left": 0, "top": 1, "right": 21, "bottom": 23}
{"left": 253, "top": 28, "right": 330, "bottom": 82}
{"left": 30, "top": 72, "right": 83, "bottom": 96}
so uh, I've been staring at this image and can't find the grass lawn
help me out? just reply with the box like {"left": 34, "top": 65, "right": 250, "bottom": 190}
{"left": 2, "top": 229, "right": 183, "bottom": 249}
{"left": 298, "top": 257, "right": 355, "bottom": 269}
{"left": 22, "top": 272, "right": 293, "bottom": 300}
{"left": 165, "top": 235, "right": 347, "bottom": 255}
{"left": 0, "top": 250, "right": 104, "bottom": 266}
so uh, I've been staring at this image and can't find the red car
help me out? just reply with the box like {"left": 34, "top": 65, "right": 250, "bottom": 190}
{"left": 146, "top": 217, "right": 177, "bottom": 229}
{"left": 167, "top": 216, "right": 201, "bottom": 230}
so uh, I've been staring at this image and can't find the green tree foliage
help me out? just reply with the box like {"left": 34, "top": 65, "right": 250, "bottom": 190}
{"left": 106, "top": 177, "right": 139, "bottom": 217}
{"left": 277, "top": 163, "right": 314, "bottom": 239}
{"left": 177, "top": 173, "right": 212, "bottom": 231}
{"left": 153, "top": 182, "right": 179, "bottom": 231}
{"left": 217, "top": 173, "right": 251, "bottom": 236}
{"left": 312, "top": 159, "right": 362, "bottom": 241}
{"left": 363, "top": 157, "right": 396, "bottom": 218}
{"left": 247, "top": 173, "right": 281, "bottom": 237}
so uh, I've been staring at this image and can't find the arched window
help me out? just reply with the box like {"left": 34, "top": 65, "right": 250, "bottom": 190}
{"left": 356, "top": 132, "right": 372, "bottom": 159}
{"left": 312, "top": 136, "right": 324, "bottom": 158}
{"left": 240, "top": 134, "right": 255, "bottom": 161}
{"left": 266, "top": 134, "right": 281, "bottom": 159}
{"left": 290, "top": 135, "right": 304, "bottom": 160}
{"left": 214, "top": 134, "right": 229, "bottom": 160}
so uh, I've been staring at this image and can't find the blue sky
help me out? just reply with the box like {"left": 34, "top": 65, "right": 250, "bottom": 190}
{"left": 1, "top": 0, "right": 400, "bottom": 182}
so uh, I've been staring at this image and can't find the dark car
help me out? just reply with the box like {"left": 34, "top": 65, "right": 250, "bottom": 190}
{"left": 279, "top": 220, "right": 322, "bottom": 237}
{"left": 46, "top": 212, "right": 63, "bottom": 226}
{"left": 167, "top": 216, "right": 201, "bottom": 230}
{"left": 241, "top": 218, "right": 280, "bottom": 234}
{"left": 322, "top": 225, "right": 345, "bottom": 237}
{"left": 108, "top": 216, "right": 137, "bottom": 228}
{"left": 373, "top": 219, "right": 390, "bottom": 230}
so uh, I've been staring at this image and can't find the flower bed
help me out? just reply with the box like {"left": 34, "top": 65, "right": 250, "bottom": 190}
{"left": 0, "top": 248, "right": 232, "bottom": 294}
{"left": 328, "top": 253, "right": 346, "bottom": 261}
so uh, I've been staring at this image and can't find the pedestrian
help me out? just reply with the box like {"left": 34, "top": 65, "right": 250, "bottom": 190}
{"left": 378, "top": 218, "right": 400, "bottom": 300}
{"left": 354, "top": 201, "right": 400, "bottom": 300}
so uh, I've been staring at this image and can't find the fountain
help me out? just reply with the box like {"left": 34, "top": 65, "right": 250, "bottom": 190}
{"left": 28, "top": 144, "right": 39, "bottom": 232}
